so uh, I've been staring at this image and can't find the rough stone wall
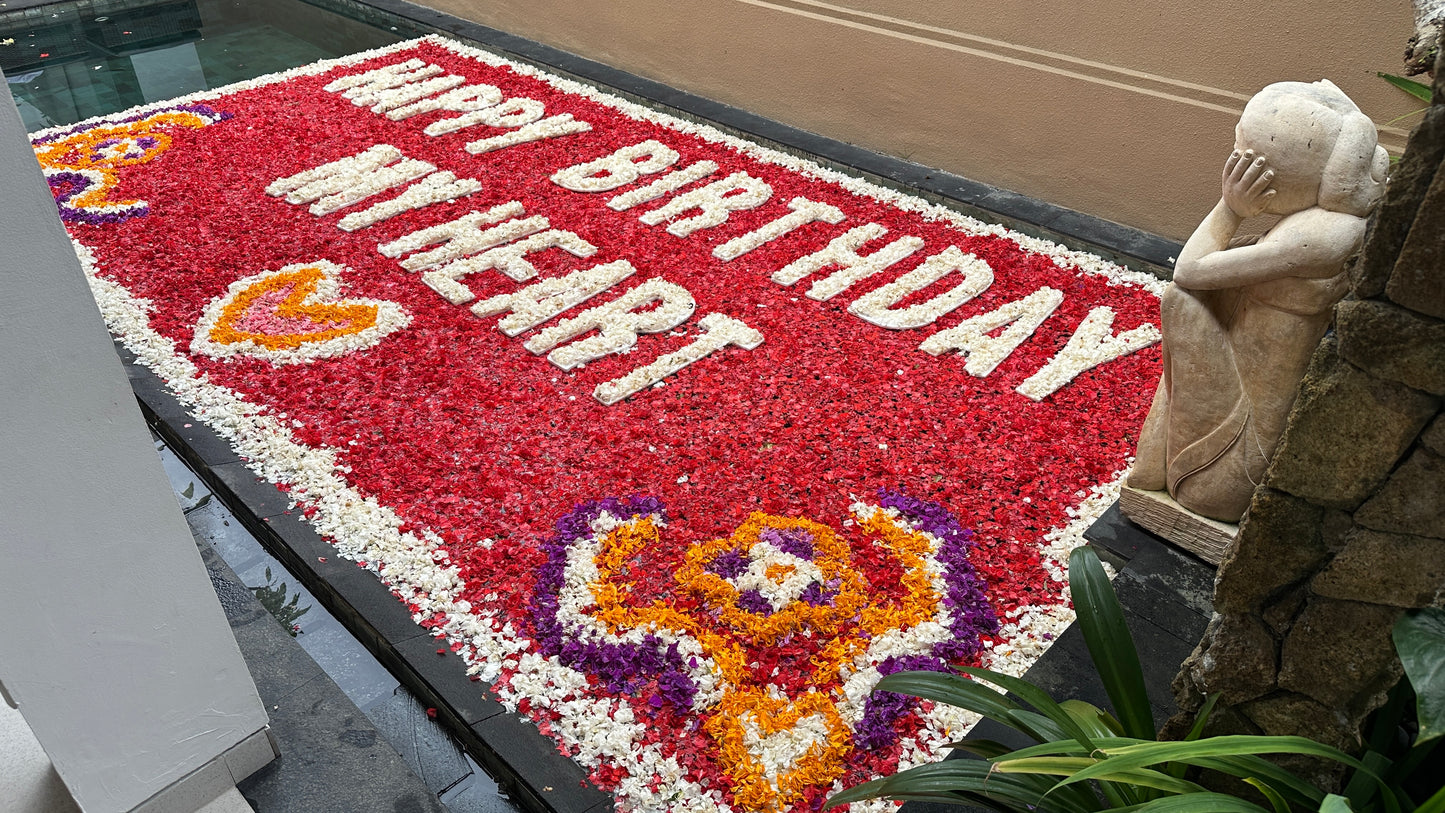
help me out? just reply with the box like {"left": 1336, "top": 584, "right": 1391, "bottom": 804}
{"left": 1168, "top": 53, "right": 1445, "bottom": 785}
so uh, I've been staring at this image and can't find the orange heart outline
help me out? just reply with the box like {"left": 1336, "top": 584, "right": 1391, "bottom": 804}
{"left": 191, "top": 261, "right": 410, "bottom": 364}
{"left": 706, "top": 687, "right": 851, "bottom": 812}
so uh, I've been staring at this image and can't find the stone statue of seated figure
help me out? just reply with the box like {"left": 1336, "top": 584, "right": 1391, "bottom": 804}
{"left": 1128, "top": 80, "right": 1388, "bottom": 523}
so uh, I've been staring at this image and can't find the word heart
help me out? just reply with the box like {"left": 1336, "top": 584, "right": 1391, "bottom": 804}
{"left": 268, "top": 144, "right": 767, "bottom": 404}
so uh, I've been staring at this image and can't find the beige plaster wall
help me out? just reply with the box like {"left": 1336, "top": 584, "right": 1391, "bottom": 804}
{"left": 424, "top": 0, "right": 1421, "bottom": 241}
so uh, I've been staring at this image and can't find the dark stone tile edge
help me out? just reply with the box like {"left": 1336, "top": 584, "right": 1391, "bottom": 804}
{"left": 898, "top": 506, "right": 1215, "bottom": 813}
{"left": 123, "top": 344, "right": 609, "bottom": 813}
{"left": 303, "top": 0, "right": 1181, "bottom": 278}
{"left": 199, "top": 528, "right": 448, "bottom": 813}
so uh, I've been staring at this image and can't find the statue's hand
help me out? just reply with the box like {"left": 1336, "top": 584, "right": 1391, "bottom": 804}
{"left": 1222, "top": 149, "right": 1276, "bottom": 219}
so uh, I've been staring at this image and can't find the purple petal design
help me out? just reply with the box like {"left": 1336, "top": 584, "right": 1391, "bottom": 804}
{"left": 758, "top": 526, "right": 815, "bottom": 559}
{"left": 46, "top": 170, "right": 99, "bottom": 205}
{"left": 798, "top": 580, "right": 835, "bottom": 607}
{"left": 529, "top": 497, "right": 698, "bottom": 709}
{"left": 855, "top": 654, "right": 949, "bottom": 749}
{"left": 708, "top": 548, "right": 748, "bottom": 579}
{"left": 33, "top": 103, "right": 231, "bottom": 225}
{"left": 30, "top": 102, "right": 231, "bottom": 145}
{"left": 528, "top": 490, "right": 1000, "bottom": 736}
{"left": 851, "top": 490, "right": 1001, "bottom": 747}
{"left": 736, "top": 589, "right": 771, "bottom": 615}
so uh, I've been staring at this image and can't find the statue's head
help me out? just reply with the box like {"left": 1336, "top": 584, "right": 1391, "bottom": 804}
{"left": 1235, "top": 79, "right": 1388, "bottom": 217}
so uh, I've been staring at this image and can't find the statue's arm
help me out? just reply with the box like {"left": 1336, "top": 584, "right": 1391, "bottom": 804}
{"left": 1174, "top": 149, "right": 1272, "bottom": 288}
{"left": 1174, "top": 149, "right": 1364, "bottom": 290}
{"left": 1174, "top": 198, "right": 1247, "bottom": 288}
{"left": 1174, "top": 209, "right": 1365, "bottom": 290}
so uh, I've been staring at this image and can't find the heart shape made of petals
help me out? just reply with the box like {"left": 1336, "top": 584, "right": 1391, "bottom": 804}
{"left": 706, "top": 688, "right": 850, "bottom": 812}
{"left": 191, "top": 260, "right": 410, "bottom": 364}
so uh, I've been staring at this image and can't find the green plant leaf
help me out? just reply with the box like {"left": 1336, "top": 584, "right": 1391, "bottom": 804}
{"left": 986, "top": 738, "right": 1150, "bottom": 808}
{"left": 824, "top": 758, "right": 1094, "bottom": 813}
{"left": 993, "top": 757, "right": 1206, "bottom": 795}
{"left": 824, "top": 786, "right": 981, "bottom": 810}
{"left": 1184, "top": 694, "right": 1220, "bottom": 742}
{"left": 833, "top": 789, "right": 975, "bottom": 806}
{"left": 992, "top": 756, "right": 1101, "bottom": 775}
{"left": 182, "top": 482, "right": 195, "bottom": 499}
{"left": 1320, "top": 794, "right": 1354, "bottom": 813}
{"left": 1163, "top": 694, "right": 1223, "bottom": 779}
{"left": 960, "top": 666, "right": 1101, "bottom": 749}
{"left": 1378, "top": 72, "right": 1434, "bottom": 102}
{"left": 1394, "top": 608, "right": 1445, "bottom": 744}
{"left": 1129, "top": 792, "right": 1274, "bottom": 813}
{"left": 1055, "top": 736, "right": 1371, "bottom": 793}
{"left": 1053, "top": 764, "right": 1204, "bottom": 798}
{"left": 1162, "top": 743, "right": 1397, "bottom": 813}
{"left": 1415, "top": 783, "right": 1445, "bottom": 813}
{"left": 1245, "top": 776, "right": 1291, "bottom": 813}
{"left": 990, "top": 736, "right": 1145, "bottom": 761}
{"left": 1365, "top": 677, "right": 1412, "bottom": 757}
{"left": 874, "top": 670, "right": 1024, "bottom": 725}
{"left": 949, "top": 739, "right": 1017, "bottom": 759}
{"left": 1006, "top": 709, "right": 1075, "bottom": 744}
{"left": 1105, "top": 735, "right": 1367, "bottom": 768}
{"left": 1343, "top": 747, "right": 1394, "bottom": 811}
{"left": 1191, "top": 755, "right": 1325, "bottom": 808}
{"left": 1061, "top": 699, "right": 1126, "bottom": 739}
{"left": 1069, "top": 547, "right": 1156, "bottom": 741}
{"left": 873, "top": 670, "right": 1065, "bottom": 743}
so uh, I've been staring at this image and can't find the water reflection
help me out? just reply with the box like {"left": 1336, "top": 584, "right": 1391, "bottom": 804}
{"left": 249, "top": 564, "right": 312, "bottom": 636}
{"left": 1, "top": 0, "right": 425, "bottom": 130}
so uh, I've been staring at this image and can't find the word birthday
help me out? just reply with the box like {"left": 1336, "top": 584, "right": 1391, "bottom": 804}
{"left": 40, "top": 35, "right": 1167, "bottom": 813}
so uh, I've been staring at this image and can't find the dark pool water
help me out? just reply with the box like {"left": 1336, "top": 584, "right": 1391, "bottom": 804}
{"left": 1, "top": 0, "right": 431, "bottom": 130}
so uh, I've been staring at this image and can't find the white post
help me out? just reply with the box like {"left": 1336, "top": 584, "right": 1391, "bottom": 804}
{"left": 0, "top": 78, "right": 275, "bottom": 812}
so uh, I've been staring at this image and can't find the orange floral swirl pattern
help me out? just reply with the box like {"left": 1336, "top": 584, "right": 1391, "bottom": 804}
{"left": 534, "top": 495, "right": 996, "bottom": 811}
{"left": 31, "top": 104, "right": 228, "bottom": 224}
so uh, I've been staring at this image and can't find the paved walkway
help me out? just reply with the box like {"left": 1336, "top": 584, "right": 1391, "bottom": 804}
{"left": 0, "top": 427, "right": 521, "bottom": 813}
